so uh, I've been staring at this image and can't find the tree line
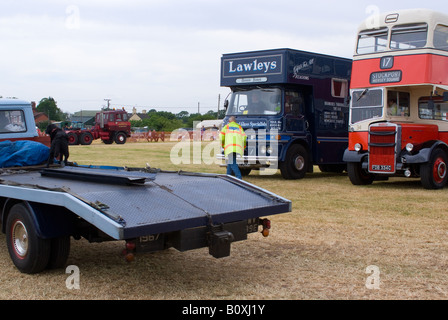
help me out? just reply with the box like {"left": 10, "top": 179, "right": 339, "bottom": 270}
{"left": 35, "top": 97, "right": 226, "bottom": 132}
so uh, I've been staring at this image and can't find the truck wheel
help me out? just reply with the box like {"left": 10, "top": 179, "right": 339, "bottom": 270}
{"left": 80, "top": 132, "right": 93, "bottom": 145}
{"left": 239, "top": 168, "right": 252, "bottom": 176}
{"left": 5, "top": 203, "right": 51, "bottom": 274}
{"left": 421, "top": 148, "right": 448, "bottom": 189}
{"left": 347, "top": 162, "right": 374, "bottom": 185}
{"left": 115, "top": 132, "right": 127, "bottom": 144}
{"left": 47, "top": 236, "right": 71, "bottom": 269}
{"left": 67, "top": 132, "right": 78, "bottom": 145}
{"left": 279, "top": 144, "right": 308, "bottom": 179}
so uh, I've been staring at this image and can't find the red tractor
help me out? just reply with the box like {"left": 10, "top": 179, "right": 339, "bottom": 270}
{"left": 66, "top": 109, "right": 131, "bottom": 145}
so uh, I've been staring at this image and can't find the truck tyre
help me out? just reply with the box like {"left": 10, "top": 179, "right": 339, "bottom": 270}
{"left": 239, "top": 168, "right": 252, "bottom": 176}
{"left": 279, "top": 144, "right": 309, "bottom": 179}
{"left": 115, "top": 132, "right": 127, "bottom": 144}
{"left": 5, "top": 203, "right": 51, "bottom": 274}
{"left": 319, "top": 164, "right": 346, "bottom": 173}
{"left": 67, "top": 132, "right": 78, "bottom": 145}
{"left": 47, "top": 236, "right": 71, "bottom": 269}
{"left": 347, "top": 162, "right": 374, "bottom": 185}
{"left": 421, "top": 148, "right": 448, "bottom": 189}
{"left": 80, "top": 132, "right": 93, "bottom": 145}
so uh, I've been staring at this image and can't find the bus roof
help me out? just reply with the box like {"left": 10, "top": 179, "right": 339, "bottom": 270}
{"left": 357, "top": 8, "right": 448, "bottom": 32}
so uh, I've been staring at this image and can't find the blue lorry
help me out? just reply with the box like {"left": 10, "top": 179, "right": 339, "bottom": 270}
{"left": 219, "top": 48, "right": 352, "bottom": 179}
{"left": 0, "top": 98, "right": 291, "bottom": 274}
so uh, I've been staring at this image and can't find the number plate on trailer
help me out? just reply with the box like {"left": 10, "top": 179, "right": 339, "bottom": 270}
{"left": 246, "top": 218, "right": 259, "bottom": 233}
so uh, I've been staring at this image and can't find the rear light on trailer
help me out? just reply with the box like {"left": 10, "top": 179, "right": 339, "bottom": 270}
{"left": 123, "top": 240, "right": 136, "bottom": 262}
{"left": 126, "top": 241, "right": 136, "bottom": 251}
{"left": 260, "top": 218, "right": 271, "bottom": 237}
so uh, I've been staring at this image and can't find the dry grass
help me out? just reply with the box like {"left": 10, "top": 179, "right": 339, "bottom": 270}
{"left": 1, "top": 140, "right": 448, "bottom": 300}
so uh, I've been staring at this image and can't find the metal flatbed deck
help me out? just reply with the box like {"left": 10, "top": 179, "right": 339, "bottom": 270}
{"left": 0, "top": 166, "right": 291, "bottom": 240}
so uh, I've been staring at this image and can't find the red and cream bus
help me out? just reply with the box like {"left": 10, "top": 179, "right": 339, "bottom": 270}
{"left": 343, "top": 9, "right": 448, "bottom": 189}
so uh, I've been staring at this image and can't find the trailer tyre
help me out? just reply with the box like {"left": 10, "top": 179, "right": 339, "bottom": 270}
{"left": 347, "top": 162, "right": 374, "bottom": 185}
{"left": 47, "top": 236, "right": 71, "bottom": 269}
{"left": 5, "top": 203, "right": 51, "bottom": 274}
{"left": 280, "top": 144, "right": 308, "bottom": 179}
{"left": 421, "top": 148, "right": 448, "bottom": 189}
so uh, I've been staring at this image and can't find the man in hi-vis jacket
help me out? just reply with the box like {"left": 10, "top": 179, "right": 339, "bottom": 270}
{"left": 219, "top": 116, "right": 247, "bottom": 179}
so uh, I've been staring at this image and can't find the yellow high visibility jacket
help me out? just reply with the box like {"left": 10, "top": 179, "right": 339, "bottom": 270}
{"left": 220, "top": 121, "right": 247, "bottom": 156}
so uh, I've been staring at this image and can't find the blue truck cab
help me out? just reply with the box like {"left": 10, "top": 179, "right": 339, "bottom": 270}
{"left": 219, "top": 48, "right": 352, "bottom": 179}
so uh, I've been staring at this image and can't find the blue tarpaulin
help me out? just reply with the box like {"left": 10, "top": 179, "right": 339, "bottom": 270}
{"left": 0, "top": 140, "right": 49, "bottom": 168}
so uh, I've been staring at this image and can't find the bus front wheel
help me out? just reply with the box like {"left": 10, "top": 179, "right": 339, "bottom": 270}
{"left": 347, "top": 162, "right": 374, "bottom": 185}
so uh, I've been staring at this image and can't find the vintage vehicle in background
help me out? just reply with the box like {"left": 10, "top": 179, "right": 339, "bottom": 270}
{"left": 219, "top": 48, "right": 352, "bottom": 179}
{"left": 66, "top": 108, "right": 131, "bottom": 145}
{"left": 343, "top": 9, "right": 448, "bottom": 189}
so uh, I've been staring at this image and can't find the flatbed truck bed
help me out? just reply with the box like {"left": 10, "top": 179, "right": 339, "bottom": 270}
{"left": 0, "top": 165, "right": 291, "bottom": 273}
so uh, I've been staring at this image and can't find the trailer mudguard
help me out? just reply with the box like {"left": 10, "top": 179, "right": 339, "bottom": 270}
{"left": 2, "top": 200, "right": 75, "bottom": 239}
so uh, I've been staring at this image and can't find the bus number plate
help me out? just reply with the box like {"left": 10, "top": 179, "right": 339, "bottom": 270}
{"left": 371, "top": 165, "right": 392, "bottom": 171}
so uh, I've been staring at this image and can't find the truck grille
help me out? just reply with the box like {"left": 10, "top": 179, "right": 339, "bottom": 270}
{"left": 368, "top": 124, "right": 397, "bottom": 173}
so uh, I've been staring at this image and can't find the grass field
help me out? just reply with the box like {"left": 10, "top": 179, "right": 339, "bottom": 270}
{"left": 1, "top": 140, "right": 448, "bottom": 300}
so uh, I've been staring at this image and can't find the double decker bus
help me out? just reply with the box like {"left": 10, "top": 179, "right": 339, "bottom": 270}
{"left": 343, "top": 9, "right": 448, "bottom": 189}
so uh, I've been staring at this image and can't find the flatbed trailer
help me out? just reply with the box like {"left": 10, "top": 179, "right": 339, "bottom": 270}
{"left": 0, "top": 164, "right": 291, "bottom": 274}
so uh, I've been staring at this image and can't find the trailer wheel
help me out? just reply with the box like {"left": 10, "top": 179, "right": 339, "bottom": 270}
{"left": 279, "top": 144, "right": 308, "bottom": 179}
{"left": 67, "top": 132, "right": 79, "bottom": 145}
{"left": 5, "top": 203, "right": 51, "bottom": 274}
{"left": 115, "top": 132, "right": 127, "bottom": 144}
{"left": 80, "top": 132, "right": 93, "bottom": 145}
{"left": 421, "top": 148, "right": 448, "bottom": 189}
{"left": 47, "top": 236, "right": 71, "bottom": 269}
{"left": 347, "top": 162, "right": 374, "bottom": 185}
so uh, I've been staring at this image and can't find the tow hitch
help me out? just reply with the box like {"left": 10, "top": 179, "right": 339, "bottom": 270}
{"left": 209, "top": 230, "right": 235, "bottom": 258}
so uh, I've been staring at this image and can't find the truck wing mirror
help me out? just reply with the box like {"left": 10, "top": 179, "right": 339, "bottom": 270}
{"left": 344, "top": 95, "right": 351, "bottom": 106}
{"left": 443, "top": 92, "right": 448, "bottom": 102}
{"left": 224, "top": 100, "right": 229, "bottom": 110}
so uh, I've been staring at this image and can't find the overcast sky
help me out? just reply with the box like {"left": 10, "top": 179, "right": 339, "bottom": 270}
{"left": 0, "top": 0, "right": 446, "bottom": 114}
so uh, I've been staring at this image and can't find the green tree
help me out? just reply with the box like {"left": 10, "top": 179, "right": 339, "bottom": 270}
{"left": 37, "top": 97, "right": 67, "bottom": 121}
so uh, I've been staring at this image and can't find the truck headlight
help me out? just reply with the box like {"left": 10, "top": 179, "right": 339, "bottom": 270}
{"left": 354, "top": 143, "right": 362, "bottom": 152}
{"left": 260, "top": 146, "right": 266, "bottom": 155}
{"left": 406, "top": 143, "right": 414, "bottom": 152}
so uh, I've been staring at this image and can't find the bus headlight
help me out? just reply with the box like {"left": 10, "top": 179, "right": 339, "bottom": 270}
{"left": 406, "top": 143, "right": 414, "bottom": 152}
{"left": 354, "top": 143, "right": 362, "bottom": 152}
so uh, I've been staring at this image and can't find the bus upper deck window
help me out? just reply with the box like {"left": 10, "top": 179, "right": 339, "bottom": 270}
{"left": 357, "top": 27, "right": 388, "bottom": 54}
{"left": 434, "top": 25, "right": 448, "bottom": 50}
{"left": 390, "top": 23, "right": 428, "bottom": 50}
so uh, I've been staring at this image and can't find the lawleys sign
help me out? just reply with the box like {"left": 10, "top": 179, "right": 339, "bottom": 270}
{"left": 222, "top": 54, "right": 282, "bottom": 78}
